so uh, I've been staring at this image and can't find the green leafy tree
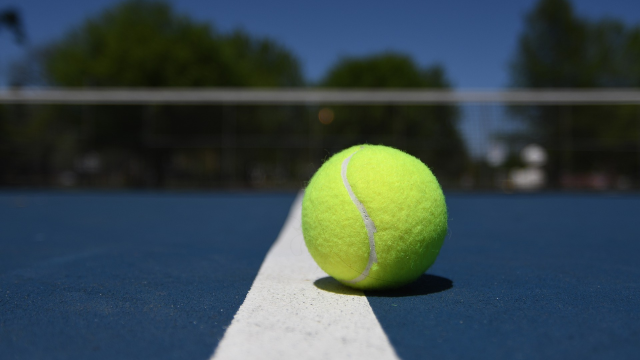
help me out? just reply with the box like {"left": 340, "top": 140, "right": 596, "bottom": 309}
{"left": 511, "top": 0, "right": 590, "bottom": 88}
{"left": 320, "top": 53, "right": 468, "bottom": 183}
{"left": 7, "top": 0, "right": 305, "bottom": 187}
{"left": 510, "top": 0, "right": 640, "bottom": 186}
{"left": 44, "top": 1, "right": 302, "bottom": 87}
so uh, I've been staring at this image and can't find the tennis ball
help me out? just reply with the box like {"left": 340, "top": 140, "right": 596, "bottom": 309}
{"left": 302, "top": 145, "right": 447, "bottom": 290}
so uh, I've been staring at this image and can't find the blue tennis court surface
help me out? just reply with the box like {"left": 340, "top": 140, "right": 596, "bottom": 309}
{"left": 1, "top": 192, "right": 639, "bottom": 359}
{"left": 368, "top": 194, "right": 640, "bottom": 360}
{"left": 0, "top": 192, "right": 296, "bottom": 359}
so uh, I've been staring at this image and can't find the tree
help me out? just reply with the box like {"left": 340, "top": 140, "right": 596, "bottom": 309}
{"left": 6, "top": 0, "right": 305, "bottom": 188}
{"left": 509, "top": 0, "right": 640, "bottom": 186}
{"left": 43, "top": 1, "right": 301, "bottom": 87}
{"left": 510, "top": 0, "right": 590, "bottom": 88}
{"left": 320, "top": 53, "right": 468, "bottom": 184}
{"left": 322, "top": 53, "right": 442, "bottom": 88}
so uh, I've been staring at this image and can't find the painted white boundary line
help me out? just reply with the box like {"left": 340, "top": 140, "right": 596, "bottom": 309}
{"left": 211, "top": 192, "right": 399, "bottom": 360}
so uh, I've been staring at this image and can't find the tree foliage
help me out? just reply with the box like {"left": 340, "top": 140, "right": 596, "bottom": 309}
{"left": 510, "top": 0, "right": 640, "bottom": 183}
{"left": 511, "top": 0, "right": 590, "bottom": 88}
{"left": 43, "top": 1, "right": 302, "bottom": 87}
{"left": 320, "top": 53, "right": 468, "bottom": 182}
{"left": 2, "top": 1, "right": 468, "bottom": 188}
{"left": 511, "top": 0, "right": 640, "bottom": 88}
{"left": 322, "top": 54, "right": 447, "bottom": 88}
{"left": 3, "top": 0, "right": 305, "bottom": 188}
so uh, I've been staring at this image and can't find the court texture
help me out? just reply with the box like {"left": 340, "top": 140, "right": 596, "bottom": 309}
{"left": 1, "top": 190, "right": 639, "bottom": 360}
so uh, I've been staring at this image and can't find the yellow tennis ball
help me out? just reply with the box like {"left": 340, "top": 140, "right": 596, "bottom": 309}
{"left": 302, "top": 144, "right": 447, "bottom": 290}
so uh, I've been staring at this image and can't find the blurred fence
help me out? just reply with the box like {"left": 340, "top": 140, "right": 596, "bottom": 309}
{"left": 1, "top": 88, "right": 639, "bottom": 191}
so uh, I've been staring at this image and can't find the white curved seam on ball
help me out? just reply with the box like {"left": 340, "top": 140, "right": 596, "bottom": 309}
{"left": 341, "top": 146, "right": 378, "bottom": 284}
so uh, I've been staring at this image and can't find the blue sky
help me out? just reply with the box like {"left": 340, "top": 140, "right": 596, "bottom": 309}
{"left": 2, "top": 0, "right": 640, "bottom": 88}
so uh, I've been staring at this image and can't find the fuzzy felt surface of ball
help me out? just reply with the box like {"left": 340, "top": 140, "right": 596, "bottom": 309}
{"left": 302, "top": 145, "right": 448, "bottom": 290}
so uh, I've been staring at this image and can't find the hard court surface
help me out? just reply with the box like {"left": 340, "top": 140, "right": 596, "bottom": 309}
{"left": 0, "top": 191, "right": 639, "bottom": 360}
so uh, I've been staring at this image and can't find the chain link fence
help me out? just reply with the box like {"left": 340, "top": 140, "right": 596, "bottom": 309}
{"left": 1, "top": 89, "right": 639, "bottom": 191}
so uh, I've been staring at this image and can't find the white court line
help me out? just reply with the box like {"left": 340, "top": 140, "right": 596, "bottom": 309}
{"left": 211, "top": 192, "right": 400, "bottom": 360}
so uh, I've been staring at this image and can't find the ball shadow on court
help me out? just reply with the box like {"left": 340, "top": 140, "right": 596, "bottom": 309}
{"left": 314, "top": 274, "right": 453, "bottom": 297}
{"left": 313, "top": 277, "right": 365, "bottom": 296}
